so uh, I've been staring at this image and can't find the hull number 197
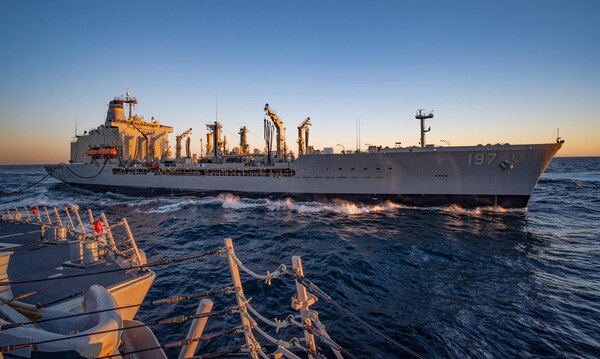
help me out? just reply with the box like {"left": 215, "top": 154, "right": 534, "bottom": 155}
{"left": 468, "top": 153, "right": 497, "bottom": 165}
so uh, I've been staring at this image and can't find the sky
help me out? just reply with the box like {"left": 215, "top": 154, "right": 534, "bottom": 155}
{"left": 0, "top": 0, "right": 599, "bottom": 164}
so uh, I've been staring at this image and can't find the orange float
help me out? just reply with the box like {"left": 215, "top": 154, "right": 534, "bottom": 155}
{"left": 86, "top": 147, "right": 118, "bottom": 157}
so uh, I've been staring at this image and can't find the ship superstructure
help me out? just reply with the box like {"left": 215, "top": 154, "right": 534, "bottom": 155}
{"left": 49, "top": 93, "right": 563, "bottom": 208}
{"left": 70, "top": 93, "right": 173, "bottom": 164}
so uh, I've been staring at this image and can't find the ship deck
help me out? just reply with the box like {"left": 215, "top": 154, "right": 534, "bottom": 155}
{"left": 0, "top": 221, "right": 147, "bottom": 307}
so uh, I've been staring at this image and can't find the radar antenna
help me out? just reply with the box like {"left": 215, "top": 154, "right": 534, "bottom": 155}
{"left": 123, "top": 91, "right": 138, "bottom": 119}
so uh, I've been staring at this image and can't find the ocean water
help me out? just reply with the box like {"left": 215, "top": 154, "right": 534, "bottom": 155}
{"left": 0, "top": 157, "right": 599, "bottom": 358}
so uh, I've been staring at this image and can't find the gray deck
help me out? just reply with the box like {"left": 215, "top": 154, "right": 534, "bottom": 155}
{"left": 0, "top": 221, "right": 146, "bottom": 307}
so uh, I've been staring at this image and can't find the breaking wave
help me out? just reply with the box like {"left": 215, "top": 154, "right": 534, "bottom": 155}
{"left": 124, "top": 192, "right": 524, "bottom": 217}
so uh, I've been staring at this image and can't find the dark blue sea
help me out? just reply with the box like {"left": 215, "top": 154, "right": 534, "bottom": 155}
{"left": 1, "top": 157, "right": 599, "bottom": 358}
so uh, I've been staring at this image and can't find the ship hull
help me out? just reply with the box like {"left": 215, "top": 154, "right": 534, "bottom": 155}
{"left": 62, "top": 183, "right": 531, "bottom": 208}
{"left": 48, "top": 142, "right": 562, "bottom": 208}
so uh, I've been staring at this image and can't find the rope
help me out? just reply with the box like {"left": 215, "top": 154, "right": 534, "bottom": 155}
{"left": 0, "top": 248, "right": 225, "bottom": 286}
{"left": 34, "top": 285, "right": 233, "bottom": 311}
{"left": 36, "top": 291, "right": 84, "bottom": 308}
{"left": 0, "top": 291, "right": 37, "bottom": 307}
{"left": 246, "top": 300, "right": 300, "bottom": 333}
{"left": 1, "top": 318, "right": 151, "bottom": 352}
{"left": 104, "top": 344, "right": 248, "bottom": 359}
{"left": 306, "top": 325, "right": 356, "bottom": 359}
{"left": 2, "top": 160, "right": 108, "bottom": 197}
{"left": 2, "top": 288, "right": 236, "bottom": 330}
{"left": 0, "top": 302, "right": 141, "bottom": 330}
{"left": 98, "top": 326, "right": 244, "bottom": 358}
{"left": 97, "top": 345, "right": 165, "bottom": 359}
{"left": 158, "top": 306, "right": 238, "bottom": 326}
{"left": 1, "top": 276, "right": 71, "bottom": 305}
{"left": 228, "top": 251, "right": 288, "bottom": 285}
{"left": 164, "top": 325, "right": 243, "bottom": 349}
{"left": 60, "top": 159, "right": 109, "bottom": 180}
{"left": 242, "top": 310, "right": 306, "bottom": 358}
{"left": 311, "top": 317, "right": 345, "bottom": 359}
{"left": 297, "top": 276, "right": 425, "bottom": 359}
{"left": 2, "top": 166, "right": 60, "bottom": 196}
{"left": 187, "top": 346, "right": 246, "bottom": 359}
{"left": 150, "top": 286, "right": 234, "bottom": 305}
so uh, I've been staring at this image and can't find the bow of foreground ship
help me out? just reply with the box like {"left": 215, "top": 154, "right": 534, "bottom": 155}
{"left": 47, "top": 93, "right": 564, "bottom": 208}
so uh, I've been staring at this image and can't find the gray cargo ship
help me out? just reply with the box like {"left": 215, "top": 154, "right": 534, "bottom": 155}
{"left": 47, "top": 93, "right": 563, "bottom": 208}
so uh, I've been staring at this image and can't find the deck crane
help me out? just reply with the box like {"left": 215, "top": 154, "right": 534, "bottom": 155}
{"left": 175, "top": 128, "right": 192, "bottom": 160}
{"left": 206, "top": 122, "right": 222, "bottom": 160}
{"left": 206, "top": 132, "right": 213, "bottom": 156}
{"left": 130, "top": 121, "right": 149, "bottom": 162}
{"left": 264, "top": 104, "right": 287, "bottom": 161}
{"left": 297, "top": 117, "right": 311, "bottom": 156}
{"left": 239, "top": 126, "right": 249, "bottom": 155}
{"left": 185, "top": 137, "right": 191, "bottom": 158}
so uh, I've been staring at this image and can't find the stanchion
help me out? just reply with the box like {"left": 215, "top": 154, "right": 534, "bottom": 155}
{"left": 224, "top": 238, "right": 260, "bottom": 359}
{"left": 64, "top": 207, "right": 76, "bottom": 233}
{"left": 178, "top": 299, "right": 213, "bottom": 359}
{"left": 292, "top": 256, "right": 317, "bottom": 358}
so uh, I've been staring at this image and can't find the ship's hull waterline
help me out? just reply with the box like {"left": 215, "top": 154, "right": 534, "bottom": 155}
{"left": 48, "top": 142, "right": 562, "bottom": 208}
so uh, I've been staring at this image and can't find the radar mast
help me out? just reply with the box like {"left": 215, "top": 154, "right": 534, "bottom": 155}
{"left": 416, "top": 109, "right": 434, "bottom": 147}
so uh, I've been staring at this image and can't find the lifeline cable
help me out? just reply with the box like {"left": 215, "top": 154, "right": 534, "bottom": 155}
{"left": 0, "top": 306, "right": 238, "bottom": 352}
{"left": 0, "top": 275, "right": 75, "bottom": 304}
{"left": 5, "top": 286, "right": 237, "bottom": 330}
{"left": 187, "top": 346, "right": 246, "bottom": 359}
{"left": 0, "top": 247, "right": 225, "bottom": 286}
{"left": 97, "top": 345, "right": 166, "bottom": 359}
{"left": 36, "top": 291, "right": 84, "bottom": 308}
{"left": 163, "top": 325, "right": 243, "bottom": 349}
{"left": 306, "top": 326, "right": 358, "bottom": 359}
{"left": 95, "top": 325, "right": 243, "bottom": 358}
{"left": 0, "top": 291, "right": 37, "bottom": 307}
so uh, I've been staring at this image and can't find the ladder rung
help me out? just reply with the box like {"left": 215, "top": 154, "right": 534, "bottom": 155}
{"left": 120, "top": 247, "right": 136, "bottom": 254}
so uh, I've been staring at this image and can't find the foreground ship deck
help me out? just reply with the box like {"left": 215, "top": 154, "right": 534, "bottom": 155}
{"left": 0, "top": 222, "right": 152, "bottom": 311}
{"left": 0, "top": 206, "right": 158, "bottom": 357}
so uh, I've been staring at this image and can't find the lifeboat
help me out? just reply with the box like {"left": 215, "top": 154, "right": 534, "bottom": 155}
{"left": 86, "top": 147, "right": 118, "bottom": 158}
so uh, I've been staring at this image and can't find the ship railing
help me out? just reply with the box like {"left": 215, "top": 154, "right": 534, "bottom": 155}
{"left": 1, "top": 205, "right": 144, "bottom": 267}
{"left": 222, "top": 238, "right": 344, "bottom": 359}
{"left": 97, "top": 212, "right": 144, "bottom": 266}
{"left": 223, "top": 238, "right": 425, "bottom": 359}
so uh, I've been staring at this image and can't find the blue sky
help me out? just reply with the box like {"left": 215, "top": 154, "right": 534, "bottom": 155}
{"left": 1, "top": 0, "right": 599, "bottom": 164}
